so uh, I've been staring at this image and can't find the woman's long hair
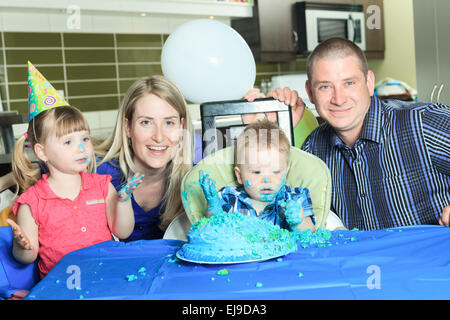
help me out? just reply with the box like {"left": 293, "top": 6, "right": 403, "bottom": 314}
{"left": 95, "top": 75, "right": 193, "bottom": 230}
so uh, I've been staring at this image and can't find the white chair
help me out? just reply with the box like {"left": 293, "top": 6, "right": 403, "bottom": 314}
{"left": 163, "top": 212, "right": 191, "bottom": 241}
{"left": 325, "top": 211, "right": 347, "bottom": 231}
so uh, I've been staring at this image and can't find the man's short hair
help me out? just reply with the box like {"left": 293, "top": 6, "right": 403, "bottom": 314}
{"left": 306, "top": 37, "right": 368, "bottom": 81}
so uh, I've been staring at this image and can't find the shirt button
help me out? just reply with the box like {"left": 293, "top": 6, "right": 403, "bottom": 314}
{"left": 81, "top": 227, "right": 86, "bottom": 232}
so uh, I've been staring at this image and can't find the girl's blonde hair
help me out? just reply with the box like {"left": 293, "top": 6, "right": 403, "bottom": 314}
{"left": 12, "top": 105, "right": 94, "bottom": 192}
{"left": 95, "top": 75, "right": 193, "bottom": 230}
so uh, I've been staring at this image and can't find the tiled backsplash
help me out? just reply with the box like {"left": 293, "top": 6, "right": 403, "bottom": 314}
{"left": 11, "top": 109, "right": 119, "bottom": 142}
{"left": 1, "top": 31, "right": 308, "bottom": 139}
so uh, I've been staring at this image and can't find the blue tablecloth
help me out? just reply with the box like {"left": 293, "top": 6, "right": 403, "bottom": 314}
{"left": 21, "top": 225, "right": 450, "bottom": 300}
{"left": 0, "top": 227, "right": 39, "bottom": 299}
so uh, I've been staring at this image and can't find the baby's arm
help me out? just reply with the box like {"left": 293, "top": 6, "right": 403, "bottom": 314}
{"left": 7, "top": 204, "right": 39, "bottom": 264}
{"left": 106, "top": 173, "right": 143, "bottom": 239}
{"left": 199, "top": 170, "right": 222, "bottom": 218}
{"left": 295, "top": 216, "right": 315, "bottom": 232}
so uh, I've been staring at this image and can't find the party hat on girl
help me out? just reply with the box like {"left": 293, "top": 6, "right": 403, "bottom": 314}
{"left": 27, "top": 61, "right": 68, "bottom": 121}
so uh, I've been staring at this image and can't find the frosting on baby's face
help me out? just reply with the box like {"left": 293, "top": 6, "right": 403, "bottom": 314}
{"left": 234, "top": 146, "right": 289, "bottom": 202}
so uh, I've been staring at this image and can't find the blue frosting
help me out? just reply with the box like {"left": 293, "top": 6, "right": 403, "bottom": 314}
{"left": 280, "top": 200, "right": 304, "bottom": 227}
{"left": 178, "top": 210, "right": 298, "bottom": 263}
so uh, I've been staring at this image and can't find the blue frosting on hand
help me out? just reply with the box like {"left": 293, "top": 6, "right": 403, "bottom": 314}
{"left": 118, "top": 173, "right": 144, "bottom": 202}
{"left": 199, "top": 170, "right": 222, "bottom": 215}
{"left": 280, "top": 200, "right": 303, "bottom": 228}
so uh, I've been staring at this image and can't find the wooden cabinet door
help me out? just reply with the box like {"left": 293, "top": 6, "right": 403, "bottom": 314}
{"left": 232, "top": 0, "right": 385, "bottom": 61}
{"left": 231, "top": 0, "right": 298, "bottom": 61}
{"left": 359, "top": 0, "right": 385, "bottom": 57}
{"left": 257, "top": 0, "right": 299, "bottom": 61}
{"left": 258, "top": 0, "right": 297, "bottom": 53}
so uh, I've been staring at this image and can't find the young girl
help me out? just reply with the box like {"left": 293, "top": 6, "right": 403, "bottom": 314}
{"left": 7, "top": 105, "right": 140, "bottom": 279}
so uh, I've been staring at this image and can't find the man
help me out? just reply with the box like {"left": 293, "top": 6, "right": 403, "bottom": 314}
{"left": 248, "top": 38, "right": 449, "bottom": 230}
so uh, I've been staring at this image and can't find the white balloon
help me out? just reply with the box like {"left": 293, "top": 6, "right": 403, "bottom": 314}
{"left": 161, "top": 19, "right": 256, "bottom": 104}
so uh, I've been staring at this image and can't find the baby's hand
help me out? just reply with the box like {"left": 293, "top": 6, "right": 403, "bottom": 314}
{"left": 199, "top": 170, "right": 217, "bottom": 199}
{"left": 199, "top": 170, "right": 221, "bottom": 213}
{"left": 117, "top": 172, "right": 144, "bottom": 202}
{"left": 439, "top": 205, "right": 450, "bottom": 227}
{"left": 6, "top": 219, "right": 33, "bottom": 250}
{"left": 280, "top": 200, "right": 304, "bottom": 228}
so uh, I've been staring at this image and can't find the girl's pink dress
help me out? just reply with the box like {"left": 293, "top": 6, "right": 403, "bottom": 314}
{"left": 13, "top": 172, "right": 113, "bottom": 278}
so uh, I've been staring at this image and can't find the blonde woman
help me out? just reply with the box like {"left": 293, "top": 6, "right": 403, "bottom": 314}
{"left": 95, "top": 75, "right": 193, "bottom": 241}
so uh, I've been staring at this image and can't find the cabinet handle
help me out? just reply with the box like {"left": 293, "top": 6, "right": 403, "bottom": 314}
{"left": 292, "top": 30, "right": 298, "bottom": 49}
{"left": 430, "top": 84, "right": 437, "bottom": 102}
{"left": 436, "top": 84, "right": 444, "bottom": 104}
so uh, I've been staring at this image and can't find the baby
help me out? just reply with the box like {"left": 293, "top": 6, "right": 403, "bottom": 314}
{"left": 200, "top": 120, "right": 315, "bottom": 232}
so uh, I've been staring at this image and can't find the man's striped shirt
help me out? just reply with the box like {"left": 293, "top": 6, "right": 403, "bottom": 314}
{"left": 301, "top": 96, "right": 450, "bottom": 230}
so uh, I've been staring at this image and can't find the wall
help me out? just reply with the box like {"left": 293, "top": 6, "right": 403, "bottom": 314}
{"left": 0, "top": 0, "right": 418, "bottom": 140}
{"left": 0, "top": 29, "right": 308, "bottom": 140}
{"left": 368, "top": 0, "right": 417, "bottom": 89}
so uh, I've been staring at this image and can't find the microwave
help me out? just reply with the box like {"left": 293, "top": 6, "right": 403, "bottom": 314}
{"left": 294, "top": 1, "right": 366, "bottom": 54}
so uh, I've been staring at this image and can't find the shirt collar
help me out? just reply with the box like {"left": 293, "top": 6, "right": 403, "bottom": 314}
{"left": 359, "top": 96, "right": 384, "bottom": 144}
{"left": 37, "top": 171, "right": 94, "bottom": 200}
{"left": 330, "top": 96, "right": 384, "bottom": 148}
{"left": 232, "top": 186, "right": 253, "bottom": 207}
{"left": 231, "top": 185, "right": 287, "bottom": 208}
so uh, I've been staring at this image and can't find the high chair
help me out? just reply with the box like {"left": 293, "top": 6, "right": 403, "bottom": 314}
{"left": 198, "top": 98, "right": 319, "bottom": 159}
{"left": 164, "top": 145, "right": 343, "bottom": 241}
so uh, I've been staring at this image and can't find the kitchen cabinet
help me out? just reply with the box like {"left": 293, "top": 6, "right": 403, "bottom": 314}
{"left": 413, "top": 0, "right": 450, "bottom": 105}
{"left": 358, "top": 0, "right": 385, "bottom": 58}
{"left": 231, "top": 0, "right": 384, "bottom": 62}
{"left": 231, "top": 0, "right": 298, "bottom": 62}
{"left": 301, "top": 0, "right": 384, "bottom": 58}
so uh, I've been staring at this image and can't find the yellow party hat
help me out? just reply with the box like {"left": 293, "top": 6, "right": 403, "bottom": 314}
{"left": 27, "top": 61, "right": 68, "bottom": 121}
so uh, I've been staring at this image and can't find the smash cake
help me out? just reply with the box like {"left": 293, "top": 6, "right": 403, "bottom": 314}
{"left": 177, "top": 211, "right": 298, "bottom": 263}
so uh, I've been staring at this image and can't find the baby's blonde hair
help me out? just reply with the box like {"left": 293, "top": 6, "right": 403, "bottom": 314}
{"left": 12, "top": 105, "right": 94, "bottom": 192}
{"left": 235, "top": 119, "right": 291, "bottom": 167}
